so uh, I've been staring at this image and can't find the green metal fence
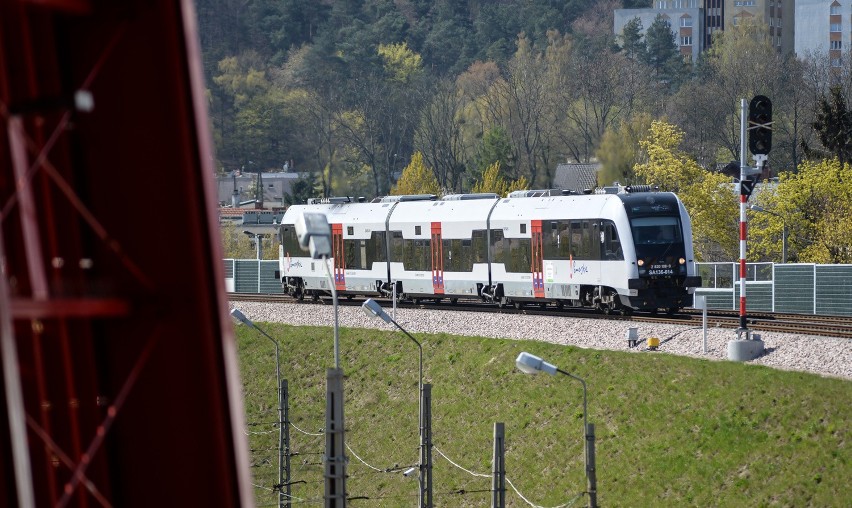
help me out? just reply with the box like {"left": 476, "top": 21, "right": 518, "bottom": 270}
{"left": 695, "top": 262, "right": 852, "bottom": 316}
{"left": 224, "top": 259, "right": 852, "bottom": 316}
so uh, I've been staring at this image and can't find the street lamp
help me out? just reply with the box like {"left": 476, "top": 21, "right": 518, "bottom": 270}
{"left": 515, "top": 352, "right": 597, "bottom": 508}
{"left": 361, "top": 298, "right": 430, "bottom": 508}
{"left": 243, "top": 231, "right": 267, "bottom": 260}
{"left": 230, "top": 308, "right": 288, "bottom": 508}
{"left": 748, "top": 204, "right": 787, "bottom": 263}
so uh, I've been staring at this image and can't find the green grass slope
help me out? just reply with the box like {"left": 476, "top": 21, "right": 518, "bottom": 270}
{"left": 235, "top": 324, "right": 851, "bottom": 507}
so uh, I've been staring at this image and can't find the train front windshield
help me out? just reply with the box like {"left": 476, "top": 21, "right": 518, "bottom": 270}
{"left": 631, "top": 216, "right": 683, "bottom": 246}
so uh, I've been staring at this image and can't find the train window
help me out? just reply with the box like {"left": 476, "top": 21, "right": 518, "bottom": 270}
{"left": 403, "top": 239, "right": 430, "bottom": 271}
{"left": 569, "top": 220, "right": 599, "bottom": 260}
{"left": 631, "top": 217, "right": 682, "bottom": 245}
{"left": 602, "top": 221, "right": 623, "bottom": 260}
{"left": 344, "top": 239, "right": 368, "bottom": 270}
{"left": 506, "top": 237, "right": 531, "bottom": 272}
{"left": 520, "top": 224, "right": 526, "bottom": 234}
{"left": 490, "top": 229, "right": 506, "bottom": 265}
{"left": 544, "top": 220, "right": 572, "bottom": 260}
{"left": 443, "top": 239, "right": 473, "bottom": 272}
{"left": 390, "top": 231, "right": 404, "bottom": 263}
{"left": 472, "top": 230, "right": 487, "bottom": 264}
{"left": 415, "top": 225, "right": 422, "bottom": 235}
{"left": 367, "top": 231, "right": 387, "bottom": 264}
{"left": 280, "top": 226, "right": 303, "bottom": 256}
{"left": 347, "top": 226, "right": 354, "bottom": 236}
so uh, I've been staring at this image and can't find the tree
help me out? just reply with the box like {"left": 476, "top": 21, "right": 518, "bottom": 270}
{"left": 813, "top": 86, "right": 852, "bottom": 165}
{"left": 755, "top": 158, "right": 852, "bottom": 263}
{"left": 283, "top": 173, "right": 319, "bottom": 206}
{"left": 472, "top": 127, "right": 514, "bottom": 185}
{"left": 391, "top": 152, "right": 441, "bottom": 196}
{"left": 595, "top": 113, "right": 652, "bottom": 186}
{"left": 693, "top": 22, "right": 783, "bottom": 165}
{"left": 414, "top": 78, "right": 470, "bottom": 192}
{"left": 619, "top": 17, "right": 645, "bottom": 61}
{"left": 471, "top": 161, "right": 527, "bottom": 196}
{"left": 644, "top": 14, "right": 684, "bottom": 88}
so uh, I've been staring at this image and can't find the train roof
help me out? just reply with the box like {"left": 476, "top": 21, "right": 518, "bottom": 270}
{"left": 489, "top": 193, "right": 626, "bottom": 222}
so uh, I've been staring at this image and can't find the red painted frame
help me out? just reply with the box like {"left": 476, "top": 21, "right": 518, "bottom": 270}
{"left": 0, "top": 1, "right": 252, "bottom": 506}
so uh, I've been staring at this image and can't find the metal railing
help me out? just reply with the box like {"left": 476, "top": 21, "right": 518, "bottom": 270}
{"left": 223, "top": 259, "right": 852, "bottom": 317}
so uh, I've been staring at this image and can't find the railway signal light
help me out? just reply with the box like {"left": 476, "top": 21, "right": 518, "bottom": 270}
{"left": 748, "top": 95, "right": 772, "bottom": 155}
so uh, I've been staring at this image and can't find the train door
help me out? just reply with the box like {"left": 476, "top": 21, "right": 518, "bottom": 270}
{"left": 332, "top": 223, "right": 346, "bottom": 290}
{"left": 531, "top": 220, "right": 545, "bottom": 298}
{"left": 431, "top": 222, "right": 444, "bottom": 294}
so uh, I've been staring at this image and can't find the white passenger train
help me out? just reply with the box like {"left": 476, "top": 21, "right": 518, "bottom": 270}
{"left": 276, "top": 187, "right": 702, "bottom": 314}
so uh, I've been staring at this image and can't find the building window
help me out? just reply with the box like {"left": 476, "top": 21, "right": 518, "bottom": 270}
{"left": 831, "top": 40, "right": 843, "bottom": 50}
{"left": 830, "top": 4, "right": 840, "bottom": 15}
{"left": 831, "top": 58, "right": 842, "bottom": 67}
{"left": 681, "top": 17, "right": 693, "bottom": 27}
{"left": 681, "top": 36, "right": 692, "bottom": 46}
{"left": 734, "top": 0, "right": 756, "bottom": 5}
{"left": 831, "top": 23, "right": 842, "bottom": 32}
{"left": 656, "top": 1, "right": 668, "bottom": 8}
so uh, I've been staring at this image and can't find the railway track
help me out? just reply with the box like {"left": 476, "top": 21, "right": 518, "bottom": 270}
{"left": 228, "top": 293, "right": 852, "bottom": 340}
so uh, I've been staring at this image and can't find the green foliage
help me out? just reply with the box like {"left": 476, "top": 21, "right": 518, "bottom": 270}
{"left": 471, "top": 161, "right": 509, "bottom": 196}
{"left": 596, "top": 113, "right": 652, "bottom": 186}
{"left": 473, "top": 127, "right": 515, "bottom": 184}
{"left": 644, "top": 14, "right": 684, "bottom": 87}
{"left": 220, "top": 222, "right": 276, "bottom": 259}
{"left": 634, "top": 121, "right": 703, "bottom": 192}
{"left": 378, "top": 41, "right": 423, "bottom": 84}
{"left": 283, "top": 173, "right": 318, "bottom": 206}
{"left": 813, "top": 86, "right": 852, "bottom": 165}
{"left": 236, "top": 322, "right": 852, "bottom": 507}
{"left": 619, "top": 17, "right": 645, "bottom": 61}
{"left": 391, "top": 152, "right": 441, "bottom": 196}
{"left": 754, "top": 158, "right": 852, "bottom": 263}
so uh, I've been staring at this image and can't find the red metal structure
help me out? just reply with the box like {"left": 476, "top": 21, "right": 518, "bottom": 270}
{"left": 0, "top": 1, "right": 252, "bottom": 506}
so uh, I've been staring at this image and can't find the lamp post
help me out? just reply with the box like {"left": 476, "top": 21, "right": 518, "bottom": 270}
{"left": 230, "top": 308, "right": 288, "bottom": 508}
{"left": 243, "top": 230, "right": 267, "bottom": 260}
{"left": 748, "top": 204, "right": 787, "bottom": 264}
{"left": 362, "top": 298, "right": 431, "bottom": 508}
{"left": 515, "top": 352, "right": 597, "bottom": 508}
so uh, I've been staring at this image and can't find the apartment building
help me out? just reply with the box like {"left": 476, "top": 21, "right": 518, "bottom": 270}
{"left": 796, "top": 0, "right": 849, "bottom": 65}
{"left": 728, "top": 0, "right": 795, "bottom": 54}
{"left": 614, "top": 3, "right": 705, "bottom": 61}
{"left": 614, "top": 0, "right": 795, "bottom": 58}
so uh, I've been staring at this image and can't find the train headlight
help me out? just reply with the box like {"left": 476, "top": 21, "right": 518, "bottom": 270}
{"left": 637, "top": 259, "right": 645, "bottom": 267}
{"left": 679, "top": 258, "right": 686, "bottom": 265}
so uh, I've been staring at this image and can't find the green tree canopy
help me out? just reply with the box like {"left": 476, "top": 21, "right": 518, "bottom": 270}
{"left": 596, "top": 113, "right": 652, "bottom": 186}
{"left": 753, "top": 158, "right": 852, "bottom": 263}
{"left": 471, "top": 161, "right": 528, "bottom": 196}
{"left": 391, "top": 152, "right": 441, "bottom": 196}
{"left": 619, "top": 17, "right": 645, "bottom": 61}
{"left": 812, "top": 86, "right": 852, "bottom": 165}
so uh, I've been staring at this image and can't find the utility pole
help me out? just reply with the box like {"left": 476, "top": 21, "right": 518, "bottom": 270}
{"left": 324, "top": 368, "right": 347, "bottom": 507}
{"left": 282, "top": 379, "right": 291, "bottom": 507}
{"left": 491, "top": 422, "right": 506, "bottom": 508}
{"left": 420, "top": 384, "right": 433, "bottom": 508}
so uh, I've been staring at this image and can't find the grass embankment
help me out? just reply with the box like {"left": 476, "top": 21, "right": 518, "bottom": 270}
{"left": 235, "top": 324, "right": 851, "bottom": 507}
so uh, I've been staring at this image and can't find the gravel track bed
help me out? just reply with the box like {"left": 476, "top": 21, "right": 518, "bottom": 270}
{"left": 233, "top": 301, "right": 852, "bottom": 381}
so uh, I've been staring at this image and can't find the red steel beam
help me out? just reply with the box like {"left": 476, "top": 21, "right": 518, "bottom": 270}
{"left": 0, "top": 1, "right": 252, "bottom": 506}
